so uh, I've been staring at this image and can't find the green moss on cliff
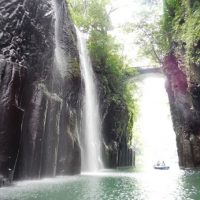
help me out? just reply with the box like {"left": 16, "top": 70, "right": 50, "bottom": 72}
{"left": 163, "top": 0, "right": 200, "bottom": 65}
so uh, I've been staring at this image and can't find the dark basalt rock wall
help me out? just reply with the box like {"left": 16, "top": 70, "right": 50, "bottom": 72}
{"left": 0, "top": 60, "right": 26, "bottom": 180}
{"left": 96, "top": 74, "right": 135, "bottom": 168}
{"left": 163, "top": 53, "right": 200, "bottom": 168}
{"left": 162, "top": 0, "right": 200, "bottom": 169}
{"left": 0, "top": 0, "right": 81, "bottom": 181}
{"left": 102, "top": 101, "right": 135, "bottom": 168}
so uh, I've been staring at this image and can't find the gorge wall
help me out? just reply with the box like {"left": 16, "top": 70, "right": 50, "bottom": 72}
{"left": 162, "top": 1, "right": 200, "bottom": 168}
{"left": 102, "top": 100, "right": 134, "bottom": 168}
{"left": 96, "top": 70, "right": 135, "bottom": 168}
{"left": 164, "top": 52, "right": 200, "bottom": 168}
{"left": 0, "top": 0, "right": 135, "bottom": 184}
{"left": 0, "top": 0, "right": 81, "bottom": 181}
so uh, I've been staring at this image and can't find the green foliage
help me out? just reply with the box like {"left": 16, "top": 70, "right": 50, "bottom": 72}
{"left": 68, "top": 0, "right": 138, "bottom": 140}
{"left": 124, "top": 83, "right": 138, "bottom": 141}
{"left": 161, "top": 0, "right": 179, "bottom": 51}
{"left": 122, "top": 4, "right": 167, "bottom": 65}
{"left": 123, "top": 0, "right": 200, "bottom": 66}
{"left": 163, "top": 0, "right": 200, "bottom": 64}
{"left": 68, "top": 0, "right": 111, "bottom": 32}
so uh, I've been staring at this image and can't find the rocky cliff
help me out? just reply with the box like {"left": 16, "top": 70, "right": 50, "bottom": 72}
{"left": 162, "top": 0, "right": 200, "bottom": 168}
{"left": 0, "top": 0, "right": 81, "bottom": 182}
{"left": 164, "top": 52, "right": 200, "bottom": 168}
{"left": 102, "top": 101, "right": 134, "bottom": 168}
{"left": 97, "top": 72, "right": 135, "bottom": 168}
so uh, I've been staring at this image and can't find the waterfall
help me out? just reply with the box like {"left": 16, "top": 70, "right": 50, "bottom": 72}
{"left": 135, "top": 74, "right": 178, "bottom": 170}
{"left": 76, "top": 29, "right": 103, "bottom": 172}
{"left": 52, "top": 0, "right": 67, "bottom": 77}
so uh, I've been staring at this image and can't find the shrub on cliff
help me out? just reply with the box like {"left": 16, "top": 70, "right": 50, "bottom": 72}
{"left": 162, "top": 0, "right": 200, "bottom": 65}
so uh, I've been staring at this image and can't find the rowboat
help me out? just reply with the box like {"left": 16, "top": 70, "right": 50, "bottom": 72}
{"left": 153, "top": 165, "right": 170, "bottom": 170}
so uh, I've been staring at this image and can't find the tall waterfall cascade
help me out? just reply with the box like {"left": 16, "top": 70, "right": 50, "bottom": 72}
{"left": 76, "top": 29, "right": 104, "bottom": 172}
{"left": 52, "top": 0, "right": 68, "bottom": 76}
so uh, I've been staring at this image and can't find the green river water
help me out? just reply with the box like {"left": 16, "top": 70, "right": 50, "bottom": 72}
{"left": 0, "top": 75, "right": 197, "bottom": 199}
{"left": 1, "top": 168, "right": 200, "bottom": 200}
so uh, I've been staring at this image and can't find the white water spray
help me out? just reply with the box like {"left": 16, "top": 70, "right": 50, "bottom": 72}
{"left": 76, "top": 29, "right": 103, "bottom": 172}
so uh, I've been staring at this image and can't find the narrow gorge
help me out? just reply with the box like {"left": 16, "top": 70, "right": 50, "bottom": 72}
{"left": 1, "top": 0, "right": 200, "bottom": 199}
{"left": 1, "top": 0, "right": 200, "bottom": 190}
{"left": 0, "top": 0, "right": 134, "bottom": 185}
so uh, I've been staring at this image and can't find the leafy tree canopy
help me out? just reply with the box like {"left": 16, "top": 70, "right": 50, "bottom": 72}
{"left": 122, "top": 2, "right": 165, "bottom": 65}
{"left": 68, "top": 0, "right": 111, "bottom": 32}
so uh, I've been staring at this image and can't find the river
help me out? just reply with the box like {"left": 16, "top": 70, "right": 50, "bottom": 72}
{"left": 0, "top": 74, "right": 200, "bottom": 199}
{"left": 0, "top": 168, "right": 200, "bottom": 200}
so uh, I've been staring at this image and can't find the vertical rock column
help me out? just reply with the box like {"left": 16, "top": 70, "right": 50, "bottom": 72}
{"left": 102, "top": 101, "right": 134, "bottom": 168}
{"left": 163, "top": 53, "right": 200, "bottom": 168}
{"left": 0, "top": 60, "right": 26, "bottom": 180}
{"left": 0, "top": 0, "right": 82, "bottom": 181}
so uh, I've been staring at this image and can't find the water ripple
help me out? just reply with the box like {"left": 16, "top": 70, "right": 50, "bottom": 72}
{"left": 1, "top": 169, "right": 200, "bottom": 200}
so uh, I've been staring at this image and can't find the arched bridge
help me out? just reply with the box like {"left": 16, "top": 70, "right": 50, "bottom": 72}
{"left": 136, "top": 66, "right": 162, "bottom": 75}
{"left": 125, "top": 66, "right": 163, "bottom": 81}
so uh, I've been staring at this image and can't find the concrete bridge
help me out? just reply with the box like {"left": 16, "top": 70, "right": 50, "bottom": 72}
{"left": 135, "top": 66, "right": 162, "bottom": 75}
{"left": 125, "top": 66, "right": 163, "bottom": 81}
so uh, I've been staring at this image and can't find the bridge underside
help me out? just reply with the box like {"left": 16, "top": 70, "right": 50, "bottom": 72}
{"left": 136, "top": 67, "right": 162, "bottom": 75}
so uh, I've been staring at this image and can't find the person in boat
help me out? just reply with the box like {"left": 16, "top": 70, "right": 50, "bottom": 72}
{"left": 161, "top": 161, "right": 165, "bottom": 166}
{"left": 156, "top": 160, "right": 161, "bottom": 166}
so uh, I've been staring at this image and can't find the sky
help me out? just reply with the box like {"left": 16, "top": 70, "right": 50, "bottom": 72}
{"left": 109, "top": 0, "right": 162, "bottom": 26}
{"left": 109, "top": 0, "right": 143, "bottom": 27}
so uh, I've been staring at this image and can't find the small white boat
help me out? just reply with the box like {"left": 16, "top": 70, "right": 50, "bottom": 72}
{"left": 153, "top": 161, "right": 170, "bottom": 170}
{"left": 153, "top": 165, "right": 170, "bottom": 170}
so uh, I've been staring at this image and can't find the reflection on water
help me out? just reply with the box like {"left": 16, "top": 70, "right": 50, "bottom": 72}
{"left": 1, "top": 169, "right": 200, "bottom": 200}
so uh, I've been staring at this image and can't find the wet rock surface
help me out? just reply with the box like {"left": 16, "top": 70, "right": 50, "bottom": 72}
{"left": 0, "top": 0, "right": 81, "bottom": 181}
{"left": 96, "top": 74, "right": 135, "bottom": 168}
{"left": 102, "top": 101, "right": 135, "bottom": 168}
{"left": 163, "top": 53, "right": 200, "bottom": 168}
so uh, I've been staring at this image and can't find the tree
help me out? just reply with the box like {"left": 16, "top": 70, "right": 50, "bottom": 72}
{"left": 122, "top": 2, "right": 167, "bottom": 65}
{"left": 68, "top": 0, "right": 111, "bottom": 32}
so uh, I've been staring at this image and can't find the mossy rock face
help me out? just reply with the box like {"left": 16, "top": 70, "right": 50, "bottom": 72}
{"left": 96, "top": 67, "right": 134, "bottom": 168}
{"left": 164, "top": 0, "right": 200, "bottom": 65}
